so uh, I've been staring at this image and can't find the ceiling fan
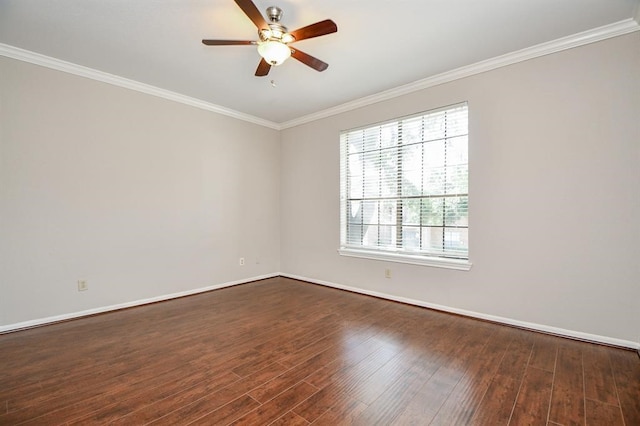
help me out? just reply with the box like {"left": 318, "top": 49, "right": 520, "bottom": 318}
{"left": 202, "top": 0, "right": 337, "bottom": 77}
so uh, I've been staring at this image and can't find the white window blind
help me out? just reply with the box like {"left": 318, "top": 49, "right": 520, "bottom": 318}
{"left": 340, "top": 103, "right": 469, "bottom": 263}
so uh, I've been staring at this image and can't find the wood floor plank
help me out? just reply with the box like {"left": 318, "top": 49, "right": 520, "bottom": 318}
{"left": 311, "top": 396, "right": 368, "bottom": 425}
{"left": 3, "top": 359, "right": 200, "bottom": 424}
{"left": 5, "top": 351, "right": 188, "bottom": 414}
{"left": 428, "top": 325, "right": 520, "bottom": 425}
{"left": 584, "top": 398, "right": 624, "bottom": 425}
{"left": 390, "top": 322, "right": 496, "bottom": 425}
{"left": 340, "top": 318, "right": 468, "bottom": 411}
{"left": 292, "top": 336, "right": 423, "bottom": 423}
{"left": 293, "top": 387, "right": 350, "bottom": 423}
{"left": 108, "top": 376, "right": 237, "bottom": 425}
{"left": 135, "top": 385, "right": 243, "bottom": 425}
{"left": 609, "top": 349, "right": 640, "bottom": 425}
{"left": 21, "top": 370, "right": 241, "bottom": 425}
{"left": 353, "top": 352, "right": 444, "bottom": 425}
{"left": 508, "top": 366, "right": 554, "bottom": 425}
{"left": 249, "top": 333, "right": 392, "bottom": 404}
{"left": 229, "top": 312, "right": 346, "bottom": 378}
{"left": 130, "top": 361, "right": 288, "bottom": 425}
{"left": 391, "top": 364, "right": 462, "bottom": 425}
{"left": 247, "top": 348, "right": 350, "bottom": 404}
{"left": 0, "top": 277, "right": 637, "bottom": 426}
{"left": 185, "top": 394, "right": 261, "bottom": 425}
{"left": 548, "top": 341, "right": 586, "bottom": 426}
{"left": 270, "top": 410, "right": 310, "bottom": 425}
{"left": 229, "top": 381, "right": 319, "bottom": 425}
{"left": 529, "top": 333, "right": 559, "bottom": 372}
{"left": 468, "top": 333, "right": 535, "bottom": 425}
{"left": 304, "top": 340, "right": 401, "bottom": 399}
{"left": 276, "top": 330, "right": 352, "bottom": 369}
{"left": 358, "top": 323, "right": 492, "bottom": 423}
{"left": 583, "top": 344, "right": 619, "bottom": 406}
{"left": 339, "top": 345, "right": 426, "bottom": 406}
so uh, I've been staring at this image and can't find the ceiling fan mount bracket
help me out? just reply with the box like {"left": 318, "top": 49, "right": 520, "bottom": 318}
{"left": 265, "top": 6, "right": 284, "bottom": 23}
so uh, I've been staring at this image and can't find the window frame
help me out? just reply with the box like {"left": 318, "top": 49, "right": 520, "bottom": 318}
{"left": 338, "top": 102, "right": 472, "bottom": 270}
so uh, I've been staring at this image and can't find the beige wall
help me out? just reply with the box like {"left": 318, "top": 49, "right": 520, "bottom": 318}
{"left": 280, "top": 33, "right": 640, "bottom": 344}
{"left": 0, "top": 57, "right": 281, "bottom": 326}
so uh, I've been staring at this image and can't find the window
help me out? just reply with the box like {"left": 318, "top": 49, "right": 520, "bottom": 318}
{"left": 339, "top": 103, "right": 470, "bottom": 270}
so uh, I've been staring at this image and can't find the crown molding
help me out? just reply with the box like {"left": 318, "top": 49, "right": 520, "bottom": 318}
{"left": 2, "top": 17, "right": 638, "bottom": 131}
{"left": 280, "top": 18, "right": 640, "bottom": 129}
{"left": 0, "top": 44, "right": 281, "bottom": 130}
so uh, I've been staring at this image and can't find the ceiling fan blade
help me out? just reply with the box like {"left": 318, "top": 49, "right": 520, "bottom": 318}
{"left": 234, "top": 0, "right": 268, "bottom": 29}
{"left": 289, "top": 20, "right": 337, "bottom": 42}
{"left": 290, "top": 48, "right": 328, "bottom": 72}
{"left": 255, "top": 58, "right": 272, "bottom": 76}
{"left": 202, "top": 40, "right": 255, "bottom": 46}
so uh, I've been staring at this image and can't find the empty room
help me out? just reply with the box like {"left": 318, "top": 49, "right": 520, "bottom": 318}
{"left": 1, "top": 0, "right": 639, "bottom": 425}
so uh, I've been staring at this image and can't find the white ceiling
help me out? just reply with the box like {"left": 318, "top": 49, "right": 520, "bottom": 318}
{"left": 1, "top": 0, "right": 638, "bottom": 125}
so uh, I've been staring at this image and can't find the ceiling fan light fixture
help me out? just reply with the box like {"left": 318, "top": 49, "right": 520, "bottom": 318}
{"left": 257, "top": 40, "right": 291, "bottom": 65}
{"left": 281, "top": 33, "right": 295, "bottom": 43}
{"left": 259, "top": 29, "right": 272, "bottom": 40}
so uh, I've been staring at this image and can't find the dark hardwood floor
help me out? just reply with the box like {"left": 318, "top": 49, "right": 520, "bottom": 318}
{"left": 1, "top": 277, "right": 638, "bottom": 425}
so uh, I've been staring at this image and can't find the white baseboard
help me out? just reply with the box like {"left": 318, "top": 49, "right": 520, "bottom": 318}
{"left": 0, "top": 273, "right": 279, "bottom": 333}
{"left": 4, "top": 272, "right": 638, "bottom": 351}
{"left": 280, "top": 273, "right": 640, "bottom": 351}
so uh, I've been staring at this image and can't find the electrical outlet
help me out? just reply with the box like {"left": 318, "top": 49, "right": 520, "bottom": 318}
{"left": 385, "top": 268, "right": 391, "bottom": 279}
{"left": 239, "top": 257, "right": 245, "bottom": 266}
{"left": 77, "top": 280, "right": 88, "bottom": 291}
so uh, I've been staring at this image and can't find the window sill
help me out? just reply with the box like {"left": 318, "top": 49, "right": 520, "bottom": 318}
{"left": 338, "top": 248, "right": 472, "bottom": 271}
